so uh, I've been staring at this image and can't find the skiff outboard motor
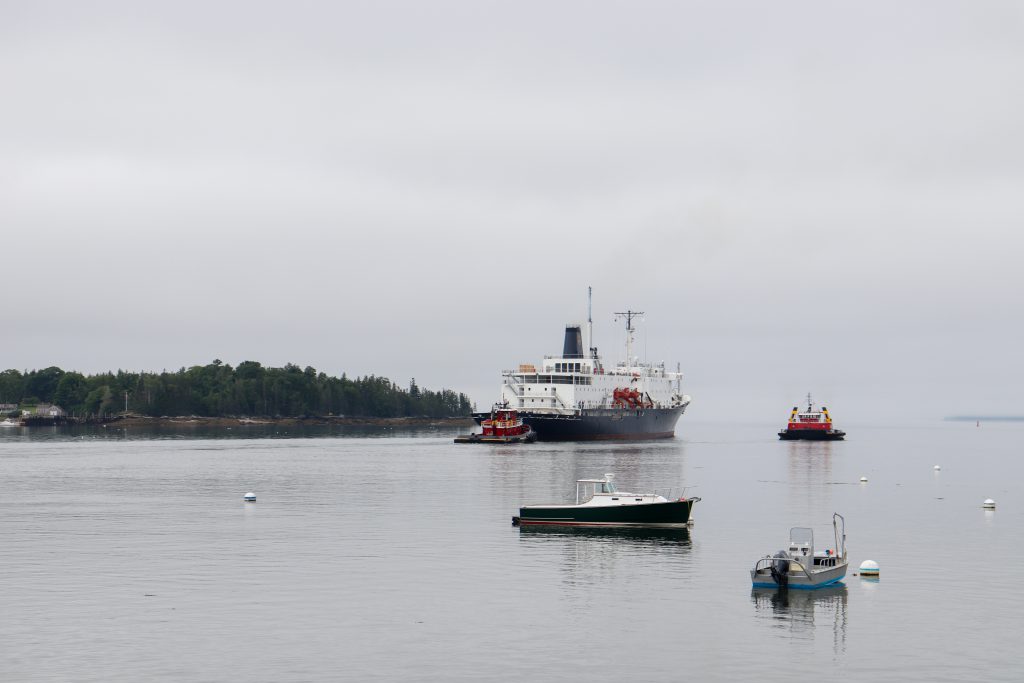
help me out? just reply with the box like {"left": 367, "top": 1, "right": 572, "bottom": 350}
{"left": 770, "top": 550, "right": 790, "bottom": 588}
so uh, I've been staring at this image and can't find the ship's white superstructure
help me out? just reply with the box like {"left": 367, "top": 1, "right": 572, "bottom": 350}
{"left": 500, "top": 352, "right": 690, "bottom": 414}
{"left": 498, "top": 303, "right": 690, "bottom": 416}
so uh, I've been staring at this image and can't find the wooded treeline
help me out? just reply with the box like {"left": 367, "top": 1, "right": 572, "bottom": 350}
{"left": 0, "top": 361, "right": 474, "bottom": 418}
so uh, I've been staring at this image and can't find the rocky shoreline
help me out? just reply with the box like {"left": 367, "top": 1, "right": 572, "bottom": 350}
{"left": 104, "top": 415, "right": 475, "bottom": 428}
{"left": 10, "top": 414, "right": 475, "bottom": 428}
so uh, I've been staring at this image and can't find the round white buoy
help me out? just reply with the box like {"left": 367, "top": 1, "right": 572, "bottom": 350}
{"left": 244, "top": 492, "right": 256, "bottom": 502}
{"left": 860, "top": 476, "right": 868, "bottom": 482}
{"left": 983, "top": 498, "right": 995, "bottom": 509}
{"left": 859, "top": 560, "right": 880, "bottom": 576}
{"left": 934, "top": 465, "right": 941, "bottom": 471}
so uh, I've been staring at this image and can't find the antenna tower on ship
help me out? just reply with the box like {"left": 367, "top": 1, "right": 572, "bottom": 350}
{"left": 587, "top": 286, "right": 594, "bottom": 359}
{"left": 614, "top": 309, "right": 644, "bottom": 368}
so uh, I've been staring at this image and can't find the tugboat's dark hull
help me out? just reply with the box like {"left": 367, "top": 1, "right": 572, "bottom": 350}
{"left": 454, "top": 430, "right": 537, "bottom": 444}
{"left": 513, "top": 498, "right": 699, "bottom": 527}
{"left": 778, "top": 429, "right": 846, "bottom": 441}
{"left": 473, "top": 406, "right": 685, "bottom": 441}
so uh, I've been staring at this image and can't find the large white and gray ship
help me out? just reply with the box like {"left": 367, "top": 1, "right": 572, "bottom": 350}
{"left": 474, "top": 293, "right": 691, "bottom": 440}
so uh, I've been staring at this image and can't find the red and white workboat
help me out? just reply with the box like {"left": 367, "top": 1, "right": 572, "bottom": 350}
{"left": 455, "top": 405, "right": 537, "bottom": 444}
{"left": 778, "top": 394, "right": 846, "bottom": 441}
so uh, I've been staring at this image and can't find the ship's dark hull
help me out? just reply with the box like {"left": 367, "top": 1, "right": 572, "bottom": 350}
{"left": 778, "top": 429, "right": 846, "bottom": 441}
{"left": 473, "top": 406, "right": 685, "bottom": 441}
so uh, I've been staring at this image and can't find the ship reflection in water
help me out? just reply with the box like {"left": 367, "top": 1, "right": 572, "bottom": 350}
{"left": 784, "top": 439, "right": 839, "bottom": 520}
{"left": 751, "top": 585, "right": 848, "bottom": 653}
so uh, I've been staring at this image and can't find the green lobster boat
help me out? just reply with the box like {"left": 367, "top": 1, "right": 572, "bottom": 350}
{"left": 513, "top": 473, "right": 699, "bottom": 528}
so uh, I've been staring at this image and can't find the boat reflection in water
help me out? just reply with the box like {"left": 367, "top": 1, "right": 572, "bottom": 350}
{"left": 751, "top": 584, "right": 848, "bottom": 652}
{"left": 516, "top": 528, "right": 692, "bottom": 589}
{"left": 517, "top": 524, "right": 692, "bottom": 546}
{"left": 518, "top": 525, "right": 694, "bottom": 588}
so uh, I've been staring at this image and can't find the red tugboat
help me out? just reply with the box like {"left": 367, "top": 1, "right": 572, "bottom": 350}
{"left": 455, "top": 404, "right": 537, "bottom": 444}
{"left": 778, "top": 394, "right": 846, "bottom": 441}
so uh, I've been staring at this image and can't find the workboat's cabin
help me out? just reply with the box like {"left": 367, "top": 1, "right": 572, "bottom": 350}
{"left": 785, "top": 520, "right": 845, "bottom": 568}
{"left": 784, "top": 394, "right": 836, "bottom": 432}
{"left": 787, "top": 527, "right": 815, "bottom": 562}
{"left": 490, "top": 408, "right": 519, "bottom": 422}
{"left": 481, "top": 406, "right": 529, "bottom": 437}
{"left": 791, "top": 408, "right": 831, "bottom": 424}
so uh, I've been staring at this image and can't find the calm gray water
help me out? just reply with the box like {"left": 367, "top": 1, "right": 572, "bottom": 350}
{"left": 1, "top": 420, "right": 1021, "bottom": 681}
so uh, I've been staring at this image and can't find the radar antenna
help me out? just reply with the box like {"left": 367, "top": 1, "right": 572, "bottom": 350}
{"left": 614, "top": 310, "right": 644, "bottom": 369}
{"left": 587, "top": 286, "right": 594, "bottom": 360}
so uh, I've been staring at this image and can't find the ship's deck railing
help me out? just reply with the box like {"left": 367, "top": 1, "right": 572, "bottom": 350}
{"left": 501, "top": 373, "right": 594, "bottom": 386}
{"left": 504, "top": 396, "right": 683, "bottom": 412}
{"left": 504, "top": 368, "right": 593, "bottom": 377}
{"left": 532, "top": 361, "right": 664, "bottom": 375}
{"left": 504, "top": 368, "right": 681, "bottom": 383}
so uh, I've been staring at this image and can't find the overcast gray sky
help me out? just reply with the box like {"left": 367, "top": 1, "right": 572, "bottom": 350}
{"left": 2, "top": 1, "right": 1022, "bottom": 422}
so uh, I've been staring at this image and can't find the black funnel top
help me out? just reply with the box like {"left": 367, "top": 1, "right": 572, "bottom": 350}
{"left": 562, "top": 325, "right": 583, "bottom": 358}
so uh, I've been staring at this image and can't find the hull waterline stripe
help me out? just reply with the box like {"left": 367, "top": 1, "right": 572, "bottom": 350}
{"left": 515, "top": 520, "right": 692, "bottom": 528}
{"left": 750, "top": 576, "right": 846, "bottom": 590}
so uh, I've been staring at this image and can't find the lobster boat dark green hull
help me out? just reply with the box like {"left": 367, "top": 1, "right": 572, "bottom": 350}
{"left": 513, "top": 498, "right": 698, "bottom": 528}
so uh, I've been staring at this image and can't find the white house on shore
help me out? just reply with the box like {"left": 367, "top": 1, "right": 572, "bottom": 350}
{"left": 22, "top": 403, "right": 65, "bottom": 417}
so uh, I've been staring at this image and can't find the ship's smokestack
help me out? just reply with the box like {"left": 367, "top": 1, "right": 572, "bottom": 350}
{"left": 563, "top": 325, "right": 583, "bottom": 358}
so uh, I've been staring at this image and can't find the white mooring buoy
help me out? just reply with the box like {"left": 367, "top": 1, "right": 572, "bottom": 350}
{"left": 860, "top": 476, "right": 868, "bottom": 482}
{"left": 983, "top": 498, "right": 996, "bottom": 509}
{"left": 934, "top": 465, "right": 941, "bottom": 471}
{"left": 859, "top": 560, "right": 880, "bottom": 577}
{"left": 244, "top": 492, "right": 256, "bottom": 502}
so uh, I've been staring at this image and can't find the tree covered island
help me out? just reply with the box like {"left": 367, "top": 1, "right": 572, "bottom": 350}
{"left": 0, "top": 360, "right": 474, "bottom": 422}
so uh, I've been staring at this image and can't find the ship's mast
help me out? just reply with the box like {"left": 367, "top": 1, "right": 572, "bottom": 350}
{"left": 807, "top": 392, "right": 813, "bottom": 412}
{"left": 614, "top": 310, "right": 643, "bottom": 369}
{"left": 587, "top": 286, "right": 593, "bottom": 360}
